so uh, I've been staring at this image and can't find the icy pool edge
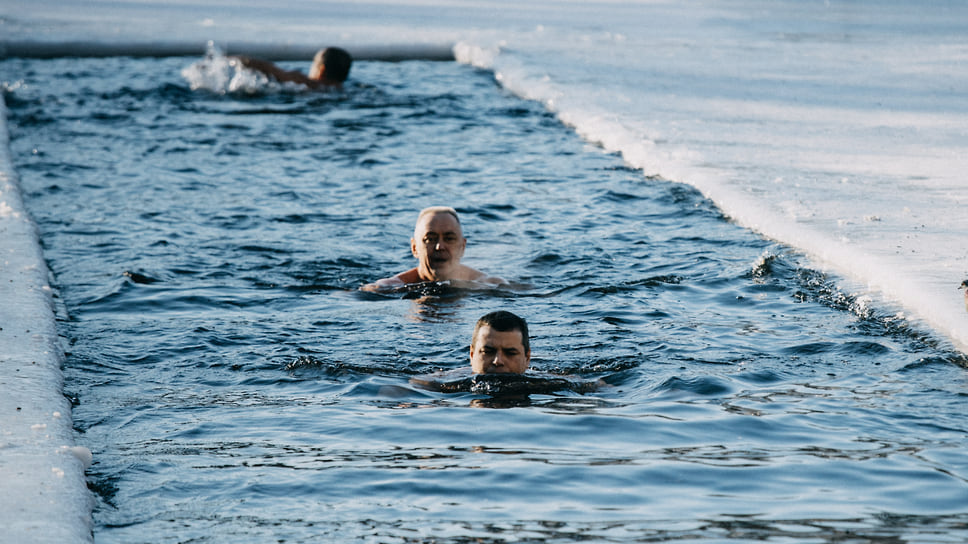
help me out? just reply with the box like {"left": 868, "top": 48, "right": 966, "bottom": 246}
{"left": 0, "top": 96, "right": 93, "bottom": 543}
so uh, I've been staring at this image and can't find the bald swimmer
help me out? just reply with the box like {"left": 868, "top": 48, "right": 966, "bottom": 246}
{"left": 362, "top": 206, "right": 505, "bottom": 291}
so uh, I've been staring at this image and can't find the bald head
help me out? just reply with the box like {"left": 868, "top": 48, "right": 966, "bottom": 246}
{"left": 410, "top": 206, "right": 467, "bottom": 281}
{"left": 414, "top": 206, "right": 461, "bottom": 237}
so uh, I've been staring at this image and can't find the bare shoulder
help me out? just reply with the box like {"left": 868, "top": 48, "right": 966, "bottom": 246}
{"left": 360, "top": 269, "right": 418, "bottom": 292}
{"left": 463, "top": 266, "right": 507, "bottom": 286}
{"left": 481, "top": 274, "right": 508, "bottom": 286}
{"left": 394, "top": 268, "right": 422, "bottom": 283}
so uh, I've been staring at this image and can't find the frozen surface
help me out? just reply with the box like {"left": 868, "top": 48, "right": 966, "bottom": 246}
{"left": 0, "top": 96, "right": 93, "bottom": 542}
{"left": 0, "top": 0, "right": 966, "bottom": 541}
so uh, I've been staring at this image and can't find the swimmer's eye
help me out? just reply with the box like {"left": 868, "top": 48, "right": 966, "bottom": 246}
{"left": 422, "top": 234, "right": 460, "bottom": 245}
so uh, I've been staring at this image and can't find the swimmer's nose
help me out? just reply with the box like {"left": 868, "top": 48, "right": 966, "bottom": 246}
{"left": 487, "top": 355, "right": 506, "bottom": 372}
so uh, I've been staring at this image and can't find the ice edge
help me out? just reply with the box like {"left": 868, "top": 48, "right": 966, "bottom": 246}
{"left": 0, "top": 94, "right": 94, "bottom": 543}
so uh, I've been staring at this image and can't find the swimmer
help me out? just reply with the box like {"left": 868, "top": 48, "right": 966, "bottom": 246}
{"left": 362, "top": 206, "right": 505, "bottom": 291}
{"left": 229, "top": 47, "right": 352, "bottom": 89}
{"left": 469, "top": 310, "right": 531, "bottom": 375}
{"left": 410, "top": 310, "right": 601, "bottom": 395}
{"left": 960, "top": 279, "right": 968, "bottom": 312}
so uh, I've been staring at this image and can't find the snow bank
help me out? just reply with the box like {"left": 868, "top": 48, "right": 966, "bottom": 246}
{"left": 0, "top": 96, "right": 93, "bottom": 543}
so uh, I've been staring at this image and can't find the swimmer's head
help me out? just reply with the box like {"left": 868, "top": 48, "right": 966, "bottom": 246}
{"left": 470, "top": 311, "right": 531, "bottom": 375}
{"left": 411, "top": 206, "right": 466, "bottom": 281}
{"left": 310, "top": 47, "right": 352, "bottom": 83}
{"left": 414, "top": 206, "right": 461, "bottom": 231}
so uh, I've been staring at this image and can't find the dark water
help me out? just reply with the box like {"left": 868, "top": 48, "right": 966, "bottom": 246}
{"left": 3, "top": 56, "right": 968, "bottom": 543}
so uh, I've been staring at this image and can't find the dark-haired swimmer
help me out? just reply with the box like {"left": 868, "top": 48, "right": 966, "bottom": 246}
{"left": 230, "top": 47, "right": 352, "bottom": 89}
{"left": 410, "top": 311, "right": 601, "bottom": 396}
{"left": 470, "top": 310, "right": 531, "bottom": 374}
{"left": 361, "top": 206, "right": 505, "bottom": 291}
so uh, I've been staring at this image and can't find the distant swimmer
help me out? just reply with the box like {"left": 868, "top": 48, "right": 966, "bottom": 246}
{"left": 470, "top": 310, "right": 531, "bottom": 375}
{"left": 229, "top": 47, "right": 352, "bottom": 89}
{"left": 961, "top": 280, "right": 968, "bottom": 312}
{"left": 361, "top": 206, "right": 506, "bottom": 291}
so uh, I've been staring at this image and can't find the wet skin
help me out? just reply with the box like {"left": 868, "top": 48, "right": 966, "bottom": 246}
{"left": 470, "top": 325, "right": 531, "bottom": 374}
{"left": 410, "top": 211, "right": 467, "bottom": 281}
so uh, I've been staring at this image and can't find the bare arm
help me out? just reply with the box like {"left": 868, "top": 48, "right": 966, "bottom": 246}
{"left": 360, "top": 267, "right": 506, "bottom": 291}
{"left": 461, "top": 265, "right": 507, "bottom": 286}
{"left": 360, "top": 269, "right": 420, "bottom": 292}
{"left": 360, "top": 276, "right": 405, "bottom": 292}
{"left": 231, "top": 55, "right": 313, "bottom": 86}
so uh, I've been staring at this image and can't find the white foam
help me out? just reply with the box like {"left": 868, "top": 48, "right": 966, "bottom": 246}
{"left": 180, "top": 42, "right": 272, "bottom": 94}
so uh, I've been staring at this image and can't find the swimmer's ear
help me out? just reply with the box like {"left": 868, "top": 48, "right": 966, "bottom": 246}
{"left": 411, "top": 237, "right": 419, "bottom": 258}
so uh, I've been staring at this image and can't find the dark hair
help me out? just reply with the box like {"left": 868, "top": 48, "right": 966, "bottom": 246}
{"left": 473, "top": 311, "right": 530, "bottom": 354}
{"left": 322, "top": 47, "right": 352, "bottom": 82}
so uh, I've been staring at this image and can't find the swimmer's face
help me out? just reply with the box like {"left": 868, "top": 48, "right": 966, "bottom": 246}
{"left": 470, "top": 325, "right": 531, "bottom": 374}
{"left": 309, "top": 52, "right": 325, "bottom": 80}
{"left": 411, "top": 212, "right": 466, "bottom": 281}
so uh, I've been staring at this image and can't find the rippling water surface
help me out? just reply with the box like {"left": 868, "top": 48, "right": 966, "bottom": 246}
{"left": 3, "top": 56, "right": 968, "bottom": 543}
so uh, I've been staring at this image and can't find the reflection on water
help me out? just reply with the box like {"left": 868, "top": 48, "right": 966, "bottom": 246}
{"left": 3, "top": 55, "right": 968, "bottom": 543}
